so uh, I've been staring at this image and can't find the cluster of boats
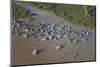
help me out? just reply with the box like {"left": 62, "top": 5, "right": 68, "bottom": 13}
{"left": 11, "top": 18, "right": 90, "bottom": 56}
{"left": 11, "top": 19, "right": 89, "bottom": 43}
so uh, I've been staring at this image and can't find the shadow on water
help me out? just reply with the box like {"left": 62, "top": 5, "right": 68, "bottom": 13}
{"left": 36, "top": 48, "right": 45, "bottom": 55}
{"left": 60, "top": 45, "right": 65, "bottom": 49}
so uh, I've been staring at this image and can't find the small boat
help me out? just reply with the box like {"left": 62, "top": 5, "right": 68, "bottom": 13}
{"left": 41, "top": 37, "right": 46, "bottom": 41}
{"left": 22, "top": 33, "right": 30, "bottom": 38}
{"left": 32, "top": 49, "right": 37, "bottom": 56}
{"left": 73, "top": 39, "right": 78, "bottom": 43}
{"left": 81, "top": 38, "right": 88, "bottom": 42}
{"left": 55, "top": 44, "right": 64, "bottom": 49}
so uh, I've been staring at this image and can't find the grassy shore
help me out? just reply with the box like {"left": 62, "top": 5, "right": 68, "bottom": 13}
{"left": 12, "top": 1, "right": 96, "bottom": 28}
{"left": 23, "top": 2, "right": 96, "bottom": 29}
{"left": 11, "top": 2, "right": 28, "bottom": 19}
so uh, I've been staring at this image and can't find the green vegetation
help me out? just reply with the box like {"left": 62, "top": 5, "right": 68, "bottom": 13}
{"left": 23, "top": 2, "right": 96, "bottom": 28}
{"left": 12, "top": 1, "right": 96, "bottom": 28}
{"left": 12, "top": 2, "right": 28, "bottom": 19}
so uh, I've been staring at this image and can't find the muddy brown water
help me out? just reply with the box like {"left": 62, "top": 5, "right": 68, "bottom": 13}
{"left": 11, "top": 31, "right": 95, "bottom": 65}
{"left": 11, "top": 2, "right": 96, "bottom": 65}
